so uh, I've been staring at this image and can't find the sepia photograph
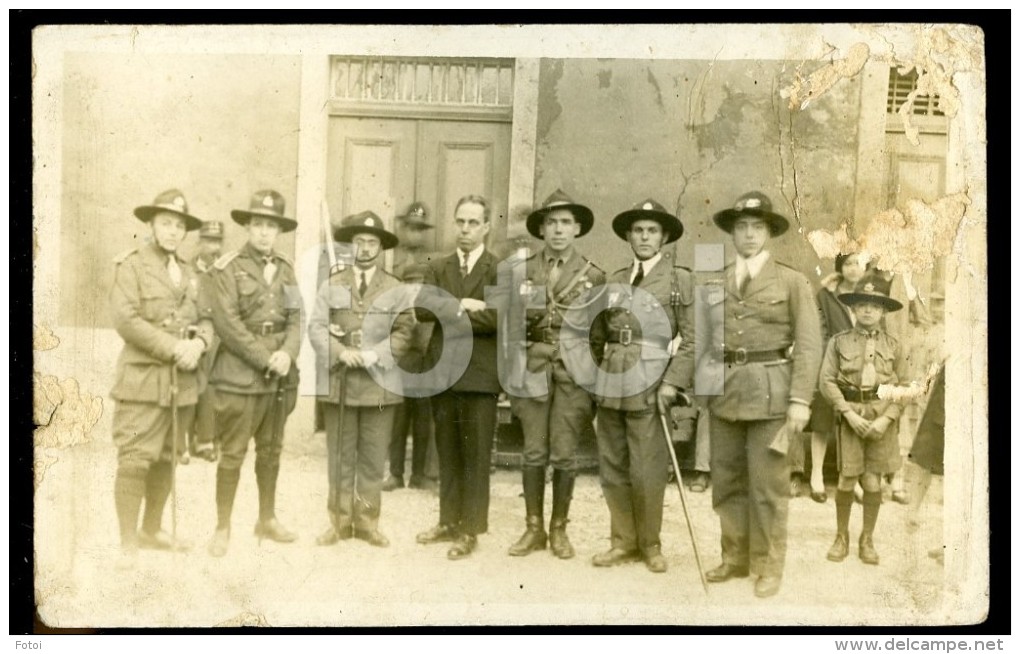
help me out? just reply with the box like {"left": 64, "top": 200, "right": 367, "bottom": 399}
{"left": 28, "top": 20, "right": 989, "bottom": 629}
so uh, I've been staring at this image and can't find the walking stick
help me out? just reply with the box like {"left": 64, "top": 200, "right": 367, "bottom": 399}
{"left": 658, "top": 402, "right": 709, "bottom": 594}
{"left": 169, "top": 363, "right": 180, "bottom": 553}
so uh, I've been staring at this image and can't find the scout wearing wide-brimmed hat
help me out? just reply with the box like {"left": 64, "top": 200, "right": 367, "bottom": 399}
{"left": 205, "top": 188, "right": 302, "bottom": 559}
{"left": 309, "top": 208, "right": 413, "bottom": 550}
{"left": 110, "top": 189, "right": 214, "bottom": 569}
{"left": 133, "top": 188, "right": 204, "bottom": 232}
{"left": 819, "top": 270, "right": 908, "bottom": 569}
{"left": 385, "top": 201, "right": 436, "bottom": 494}
{"left": 230, "top": 189, "right": 298, "bottom": 232}
{"left": 589, "top": 197, "right": 694, "bottom": 575}
{"left": 684, "top": 189, "right": 822, "bottom": 598}
{"left": 711, "top": 190, "right": 790, "bottom": 236}
{"left": 506, "top": 189, "right": 604, "bottom": 563}
{"left": 837, "top": 274, "right": 904, "bottom": 313}
{"left": 190, "top": 219, "right": 227, "bottom": 462}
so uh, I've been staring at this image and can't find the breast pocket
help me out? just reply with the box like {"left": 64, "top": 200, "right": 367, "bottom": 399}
{"left": 873, "top": 341, "right": 899, "bottom": 382}
{"left": 753, "top": 290, "right": 789, "bottom": 324}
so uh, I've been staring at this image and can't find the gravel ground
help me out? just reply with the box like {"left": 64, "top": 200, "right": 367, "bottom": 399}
{"left": 34, "top": 419, "right": 946, "bottom": 628}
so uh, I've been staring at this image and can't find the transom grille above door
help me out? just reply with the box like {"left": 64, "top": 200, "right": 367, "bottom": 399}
{"left": 330, "top": 56, "right": 514, "bottom": 121}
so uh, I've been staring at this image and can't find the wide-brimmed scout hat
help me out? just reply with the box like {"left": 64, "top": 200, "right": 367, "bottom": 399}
{"left": 838, "top": 273, "right": 903, "bottom": 312}
{"left": 230, "top": 190, "right": 297, "bottom": 233}
{"left": 611, "top": 198, "right": 683, "bottom": 244}
{"left": 198, "top": 220, "right": 225, "bottom": 240}
{"left": 712, "top": 191, "right": 790, "bottom": 236}
{"left": 526, "top": 189, "right": 594, "bottom": 239}
{"left": 133, "top": 189, "right": 202, "bottom": 231}
{"left": 397, "top": 202, "right": 433, "bottom": 229}
{"left": 333, "top": 210, "right": 399, "bottom": 250}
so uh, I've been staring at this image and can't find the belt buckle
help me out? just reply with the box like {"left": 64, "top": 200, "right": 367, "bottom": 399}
{"left": 733, "top": 347, "right": 748, "bottom": 365}
{"left": 618, "top": 328, "right": 632, "bottom": 346}
{"left": 260, "top": 321, "right": 275, "bottom": 336}
{"left": 349, "top": 329, "right": 363, "bottom": 348}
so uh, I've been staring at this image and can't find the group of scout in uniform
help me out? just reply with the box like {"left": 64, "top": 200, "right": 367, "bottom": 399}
{"left": 110, "top": 185, "right": 920, "bottom": 598}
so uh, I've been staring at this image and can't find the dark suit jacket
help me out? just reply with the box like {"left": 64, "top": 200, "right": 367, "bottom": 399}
{"left": 419, "top": 249, "right": 501, "bottom": 395}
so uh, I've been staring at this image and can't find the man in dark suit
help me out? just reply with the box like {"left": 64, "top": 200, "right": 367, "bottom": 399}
{"left": 415, "top": 195, "right": 500, "bottom": 560}
{"left": 688, "top": 191, "right": 822, "bottom": 598}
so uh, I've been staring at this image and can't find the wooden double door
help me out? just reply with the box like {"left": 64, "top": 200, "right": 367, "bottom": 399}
{"left": 326, "top": 116, "right": 511, "bottom": 255}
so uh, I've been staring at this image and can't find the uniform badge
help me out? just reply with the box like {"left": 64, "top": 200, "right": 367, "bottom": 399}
{"left": 262, "top": 194, "right": 275, "bottom": 208}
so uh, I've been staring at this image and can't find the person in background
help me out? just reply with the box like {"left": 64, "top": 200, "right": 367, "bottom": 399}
{"left": 190, "top": 219, "right": 226, "bottom": 463}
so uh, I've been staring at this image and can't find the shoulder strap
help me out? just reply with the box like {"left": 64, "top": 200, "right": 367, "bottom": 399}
{"left": 213, "top": 250, "right": 241, "bottom": 271}
{"left": 113, "top": 248, "right": 138, "bottom": 265}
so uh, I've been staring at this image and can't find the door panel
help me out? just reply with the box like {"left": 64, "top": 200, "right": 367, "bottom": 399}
{"left": 417, "top": 121, "right": 511, "bottom": 253}
{"left": 327, "top": 117, "right": 417, "bottom": 236}
{"left": 884, "top": 130, "right": 947, "bottom": 296}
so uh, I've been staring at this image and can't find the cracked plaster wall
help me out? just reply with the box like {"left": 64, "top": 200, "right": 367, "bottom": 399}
{"left": 534, "top": 57, "right": 863, "bottom": 276}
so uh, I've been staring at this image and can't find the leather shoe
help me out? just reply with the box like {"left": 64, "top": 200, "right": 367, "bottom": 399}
{"left": 891, "top": 490, "right": 910, "bottom": 505}
{"left": 417, "top": 524, "right": 457, "bottom": 544}
{"left": 826, "top": 533, "right": 849, "bottom": 562}
{"left": 254, "top": 518, "right": 298, "bottom": 543}
{"left": 382, "top": 476, "right": 404, "bottom": 492}
{"left": 705, "top": 562, "right": 750, "bottom": 582}
{"left": 408, "top": 475, "right": 437, "bottom": 491}
{"left": 316, "top": 524, "right": 353, "bottom": 546}
{"left": 138, "top": 529, "right": 192, "bottom": 552}
{"left": 643, "top": 546, "right": 668, "bottom": 573}
{"left": 754, "top": 575, "right": 782, "bottom": 598}
{"left": 193, "top": 443, "right": 218, "bottom": 462}
{"left": 810, "top": 491, "right": 828, "bottom": 504}
{"left": 447, "top": 534, "right": 477, "bottom": 560}
{"left": 858, "top": 533, "right": 880, "bottom": 565}
{"left": 355, "top": 529, "right": 390, "bottom": 548}
{"left": 789, "top": 476, "right": 802, "bottom": 498}
{"left": 688, "top": 472, "right": 709, "bottom": 493}
{"left": 208, "top": 528, "right": 230, "bottom": 558}
{"left": 592, "top": 547, "right": 641, "bottom": 567}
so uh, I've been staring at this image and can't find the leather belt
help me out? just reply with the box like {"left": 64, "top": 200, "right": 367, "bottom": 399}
{"left": 721, "top": 348, "right": 788, "bottom": 365}
{"left": 527, "top": 326, "right": 561, "bottom": 344}
{"left": 247, "top": 321, "right": 284, "bottom": 336}
{"left": 839, "top": 385, "right": 879, "bottom": 402}
{"left": 338, "top": 329, "right": 364, "bottom": 347}
{"left": 606, "top": 327, "right": 670, "bottom": 349}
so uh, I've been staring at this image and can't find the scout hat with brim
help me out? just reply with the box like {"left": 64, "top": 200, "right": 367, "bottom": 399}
{"left": 230, "top": 189, "right": 298, "bottom": 233}
{"left": 611, "top": 198, "right": 683, "bottom": 244}
{"left": 397, "top": 201, "right": 433, "bottom": 229}
{"left": 199, "top": 220, "right": 225, "bottom": 240}
{"left": 712, "top": 191, "right": 790, "bottom": 236}
{"left": 838, "top": 273, "right": 903, "bottom": 312}
{"left": 133, "top": 189, "right": 202, "bottom": 231}
{"left": 526, "top": 189, "right": 594, "bottom": 239}
{"left": 334, "top": 210, "right": 399, "bottom": 250}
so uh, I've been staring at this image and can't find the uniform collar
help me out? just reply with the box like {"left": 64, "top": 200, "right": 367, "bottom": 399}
{"left": 543, "top": 245, "right": 574, "bottom": 267}
{"left": 632, "top": 252, "right": 662, "bottom": 276}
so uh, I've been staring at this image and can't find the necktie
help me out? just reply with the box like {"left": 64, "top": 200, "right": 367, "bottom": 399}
{"left": 547, "top": 257, "right": 562, "bottom": 289}
{"left": 167, "top": 255, "right": 182, "bottom": 286}
{"left": 739, "top": 273, "right": 750, "bottom": 296}
{"left": 631, "top": 262, "right": 644, "bottom": 287}
{"left": 860, "top": 334, "right": 877, "bottom": 388}
{"left": 358, "top": 270, "right": 368, "bottom": 296}
{"left": 460, "top": 251, "right": 470, "bottom": 278}
{"left": 263, "top": 256, "right": 277, "bottom": 284}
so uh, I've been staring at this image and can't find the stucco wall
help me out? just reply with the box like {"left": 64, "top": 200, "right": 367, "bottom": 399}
{"left": 60, "top": 53, "right": 302, "bottom": 329}
{"left": 532, "top": 58, "right": 862, "bottom": 278}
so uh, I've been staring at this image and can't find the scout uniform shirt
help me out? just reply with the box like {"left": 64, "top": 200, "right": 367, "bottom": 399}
{"left": 593, "top": 254, "right": 695, "bottom": 412}
{"left": 206, "top": 243, "right": 302, "bottom": 394}
{"left": 507, "top": 247, "right": 605, "bottom": 398}
{"left": 818, "top": 327, "right": 908, "bottom": 424}
{"left": 110, "top": 242, "right": 213, "bottom": 407}
{"left": 694, "top": 256, "right": 822, "bottom": 421}
{"left": 308, "top": 264, "right": 415, "bottom": 406}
